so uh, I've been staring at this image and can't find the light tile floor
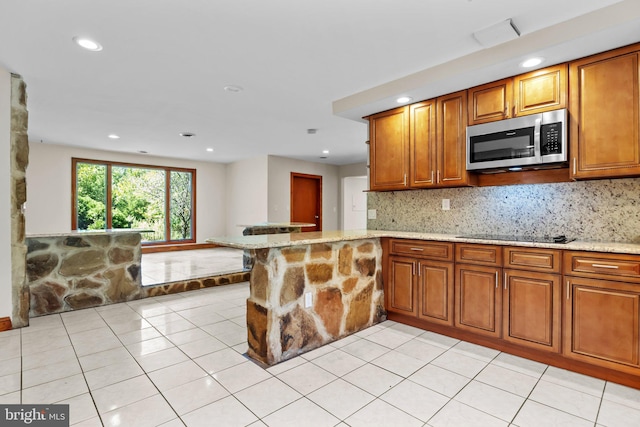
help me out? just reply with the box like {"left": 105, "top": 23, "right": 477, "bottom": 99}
{"left": 1, "top": 282, "right": 640, "bottom": 427}
{"left": 141, "top": 248, "right": 245, "bottom": 286}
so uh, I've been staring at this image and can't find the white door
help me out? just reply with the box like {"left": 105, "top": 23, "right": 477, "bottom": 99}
{"left": 342, "top": 176, "right": 367, "bottom": 230}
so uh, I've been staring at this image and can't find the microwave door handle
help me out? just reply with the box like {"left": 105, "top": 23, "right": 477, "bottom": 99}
{"left": 533, "top": 118, "right": 542, "bottom": 162}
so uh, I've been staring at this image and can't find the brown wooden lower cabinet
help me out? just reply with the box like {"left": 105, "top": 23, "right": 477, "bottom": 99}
{"left": 455, "top": 264, "right": 502, "bottom": 338}
{"left": 418, "top": 260, "right": 454, "bottom": 326}
{"left": 387, "top": 256, "right": 417, "bottom": 317}
{"left": 564, "top": 276, "right": 640, "bottom": 370}
{"left": 384, "top": 240, "right": 640, "bottom": 389}
{"left": 503, "top": 269, "right": 561, "bottom": 353}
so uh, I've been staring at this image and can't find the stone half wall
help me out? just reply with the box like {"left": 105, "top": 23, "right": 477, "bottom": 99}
{"left": 26, "top": 234, "right": 143, "bottom": 316}
{"left": 145, "top": 271, "right": 250, "bottom": 297}
{"left": 247, "top": 239, "right": 386, "bottom": 365}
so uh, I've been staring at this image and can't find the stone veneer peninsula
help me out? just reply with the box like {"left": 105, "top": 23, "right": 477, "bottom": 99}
{"left": 208, "top": 231, "right": 386, "bottom": 365}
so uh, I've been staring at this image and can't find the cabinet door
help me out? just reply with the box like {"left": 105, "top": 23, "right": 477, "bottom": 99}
{"left": 386, "top": 256, "right": 417, "bottom": 316}
{"left": 437, "top": 90, "right": 475, "bottom": 187}
{"left": 409, "top": 100, "right": 437, "bottom": 187}
{"left": 503, "top": 269, "right": 561, "bottom": 352}
{"left": 570, "top": 48, "right": 640, "bottom": 179}
{"left": 514, "top": 64, "right": 567, "bottom": 116}
{"left": 455, "top": 264, "right": 502, "bottom": 338}
{"left": 468, "top": 79, "right": 513, "bottom": 125}
{"left": 564, "top": 277, "right": 640, "bottom": 370}
{"left": 418, "top": 260, "right": 454, "bottom": 326}
{"left": 369, "top": 106, "right": 410, "bottom": 190}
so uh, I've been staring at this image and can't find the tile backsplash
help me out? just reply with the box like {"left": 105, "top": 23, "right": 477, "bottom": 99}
{"left": 367, "top": 177, "right": 640, "bottom": 243}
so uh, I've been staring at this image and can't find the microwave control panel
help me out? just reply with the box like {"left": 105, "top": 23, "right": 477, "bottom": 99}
{"left": 541, "top": 122, "right": 562, "bottom": 155}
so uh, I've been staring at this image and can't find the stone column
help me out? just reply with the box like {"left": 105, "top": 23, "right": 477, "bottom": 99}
{"left": 10, "top": 74, "right": 28, "bottom": 328}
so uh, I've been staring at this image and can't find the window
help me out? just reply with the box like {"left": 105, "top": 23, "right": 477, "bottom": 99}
{"left": 72, "top": 158, "right": 196, "bottom": 244}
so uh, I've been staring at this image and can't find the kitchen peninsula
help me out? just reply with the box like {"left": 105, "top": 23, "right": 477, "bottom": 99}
{"left": 210, "top": 230, "right": 640, "bottom": 388}
{"left": 208, "top": 230, "right": 386, "bottom": 365}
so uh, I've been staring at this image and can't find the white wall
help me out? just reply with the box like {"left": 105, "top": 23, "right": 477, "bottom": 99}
{"left": 225, "top": 156, "right": 268, "bottom": 236}
{"left": 342, "top": 176, "right": 368, "bottom": 230}
{"left": 267, "top": 156, "right": 340, "bottom": 231}
{"left": 0, "top": 68, "right": 11, "bottom": 319}
{"left": 338, "top": 162, "right": 367, "bottom": 229}
{"left": 26, "top": 143, "right": 227, "bottom": 242}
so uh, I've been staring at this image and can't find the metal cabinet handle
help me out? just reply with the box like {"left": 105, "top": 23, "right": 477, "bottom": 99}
{"left": 437, "top": 170, "right": 440, "bottom": 183}
{"left": 417, "top": 262, "right": 421, "bottom": 277}
{"left": 566, "top": 280, "right": 570, "bottom": 300}
{"left": 495, "top": 271, "right": 498, "bottom": 288}
{"left": 404, "top": 173, "right": 407, "bottom": 186}
{"left": 592, "top": 263, "right": 619, "bottom": 269}
{"left": 431, "top": 170, "right": 434, "bottom": 183}
{"left": 410, "top": 247, "right": 424, "bottom": 251}
{"left": 504, "top": 272, "right": 507, "bottom": 290}
{"left": 573, "top": 158, "right": 577, "bottom": 175}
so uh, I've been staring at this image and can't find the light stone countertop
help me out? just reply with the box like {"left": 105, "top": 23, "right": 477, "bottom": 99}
{"left": 26, "top": 229, "right": 153, "bottom": 239}
{"left": 207, "top": 229, "right": 640, "bottom": 255}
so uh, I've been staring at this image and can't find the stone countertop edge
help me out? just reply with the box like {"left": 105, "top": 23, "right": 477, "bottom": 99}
{"left": 206, "top": 230, "right": 640, "bottom": 255}
{"left": 236, "top": 222, "right": 316, "bottom": 228}
{"left": 26, "top": 229, "right": 153, "bottom": 239}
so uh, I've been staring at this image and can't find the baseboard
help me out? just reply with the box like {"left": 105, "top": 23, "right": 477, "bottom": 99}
{"left": 142, "top": 242, "right": 219, "bottom": 254}
{"left": 0, "top": 317, "right": 12, "bottom": 332}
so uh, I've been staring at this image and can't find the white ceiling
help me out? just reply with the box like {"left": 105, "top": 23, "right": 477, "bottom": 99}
{"left": 1, "top": 0, "right": 639, "bottom": 166}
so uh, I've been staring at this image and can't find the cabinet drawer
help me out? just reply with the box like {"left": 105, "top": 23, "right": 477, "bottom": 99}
{"left": 456, "top": 244, "right": 502, "bottom": 266}
{"left": 564, "top": 251, "right": 640, "bottom": 283}
{"left": 504, "top": 247, "right": 561, "bottom": 273}
{"left": 390, "top": 239, "right": 453, "bottom": 261}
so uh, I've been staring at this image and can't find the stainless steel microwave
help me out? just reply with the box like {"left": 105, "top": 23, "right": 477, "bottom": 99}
{"left": 466, "top": 108, "right": 567, "bottom": 171}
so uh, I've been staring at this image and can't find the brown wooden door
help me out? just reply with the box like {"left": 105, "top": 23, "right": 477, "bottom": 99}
{"left": 455, "top": 264, "right": 502, "bottom": 338}
{"left": 290, "top": 173, "right": 321, "bottom": 231}
{"left": 570, "top": 47, "right": 640, "bottom": 179}
{"left": 468, "top": 78, "right": 513, "bottom": 125}
{"left": 368, "top": 106, "right": 409, "bottom": 190}
{"left": 503, "top": 269, "right": 561, "bottom": 352}
{"left": 564, "top": 276, "right": 640, "bottom": 369}
{"left": 418, "top": 260, "right": 454, "bottom": 326}
{"left": 387, "top": 256, "right": 417, "bottom": 316}
{"left": 437, "top": 90, "right": 474, "bottom": 187}
{"left": 514, "top": 64, "right": 567, "bottom": 116}
{"left": 409, "top": 100, "right": 436, "bottom": 187}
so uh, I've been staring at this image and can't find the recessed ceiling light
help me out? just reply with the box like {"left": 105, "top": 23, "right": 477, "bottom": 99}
{"left": 322, "top": 150, "right": 329, "bottom": 154}
{"left": 224, "top": 85, "right": 244, "bottom": 93}
{"left": 521, "top": 57, "right": 544, "bottom": 68}
{"left": 206, "top": 148, "right": 214, "bottom": 152}
{"left": 107, "top": 134, "right": 120, "bottom": 139}
{"left": 72, "top": 36, "right": 103, "bottom": 52}
{"left": 138, "top": 150, "right": 148, "bottom": 154}
{"left": 396, "top": 96, "right": 413, "bottom": 104}
{"left": 307, "top": 129, "right": 317, "bottom": 135}
{"left": 179, "top": 132, "right": 196, "bottom": 138}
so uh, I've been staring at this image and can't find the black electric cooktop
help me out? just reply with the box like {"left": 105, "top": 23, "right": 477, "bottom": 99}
{"left": 457, "top": 234, "right": 576, "bottom": 244}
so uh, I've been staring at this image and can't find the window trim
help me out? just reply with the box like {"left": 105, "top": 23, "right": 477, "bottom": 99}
{"left": 71, "top": 157, "right": 197, "bottom": 245}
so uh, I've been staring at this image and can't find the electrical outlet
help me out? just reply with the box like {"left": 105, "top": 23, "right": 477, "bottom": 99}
{"left": 442, "top": 199, "right": 450, "bottom": 210}
{"left": 367, "top": 209, "right": 377, "bottom": 219}
{"left": 304, "top": 292, "right": 313, "bottom": 308}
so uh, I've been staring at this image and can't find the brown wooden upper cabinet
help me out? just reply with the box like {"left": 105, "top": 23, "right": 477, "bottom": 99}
{"left": 369, "top": 90, "right": 475, "bottom": 191}
{"left": 468, "top": 64, "right": 568, "bottom": 126}
{"left": 569, "top": 44, "right": 640, "bottom": 179}
{"left": 368, "top": 106, "right": 409, "bottom": 191}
